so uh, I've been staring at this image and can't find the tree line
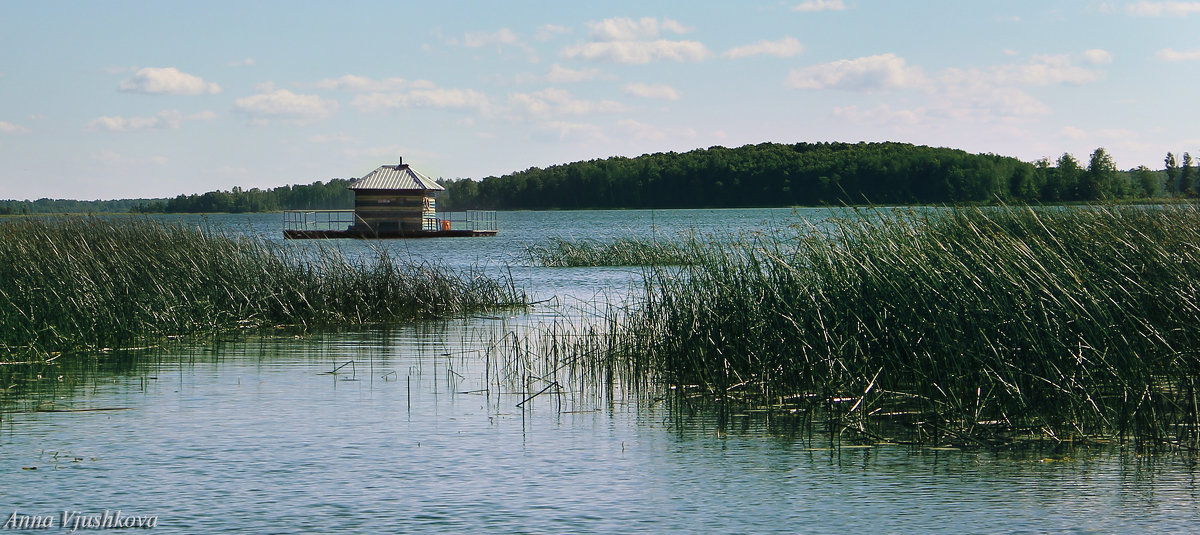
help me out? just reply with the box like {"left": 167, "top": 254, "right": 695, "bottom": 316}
{"left": 0, "top": 179, "right": 354, "bottom": 215}
{"left": 436, "top": 142, "right": 1172, "bottom": 210}
{"left": 1, "top": 142, "right": 1192, "bottom": 215}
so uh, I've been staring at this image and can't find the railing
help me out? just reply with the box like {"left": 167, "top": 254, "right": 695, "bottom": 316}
{"left": 283, "top": 210, "right": 355, "bottom": 232}
{"left": 283, "top": 209, "right": 497, "bottom": 234}
{"left": 437, "top": 210, "right": 498, "bottom": 232}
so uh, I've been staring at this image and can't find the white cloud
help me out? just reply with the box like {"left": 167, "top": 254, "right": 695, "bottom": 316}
{"left": 937, "top": 84, "right": 1051, "bottom": 119}
{"left": 723, "top": 36, "right": 805, "bottom": 59}
{"left": 586, "top": 17, "right": 690, "bottom": 41}
{"left": 119, "top": 67, "right": 221, "bottom": 95}
{"left": 228, "top": 58, "right": 256, "bottom": 67}
{"left": 536, "top": 24, "right": 572, "bottom": 41}
{"left": 944, "top": 54, "right": 1103, "bottom": 120}
{"left": 408, "top": 88, "right": 492, "bottom": 110}
{"left": 1126, "top": 1, "right": 1200, "bottom": 16}
{"left": 86, "top": 110, "right": 216, "bottom": 132}
{"left": 786, "top": 53, "right": 928, "bottom": 91}
{"left": 792, "top": 0, "right": 846, "bottom": 12}
{"left": 544, "top": 64, "right": 606, "bottom": 83}
{"left": 516, "top": 64, "right": 609, "bottom": 84}
{"left": 623, "top": 82, "right": 680, "bottom": 100}
{"left": 507, "top": 88, "right": 627, "bottom": 120}
{"left": 562, "top": 17, "right": 707, "bottom": 64}
{"left": 831, "top": 82, "right": 1050, "bottom": 131}
{"left": 233, "top": 89, "right": 338, "bottom": 124}
{"left": 658, "top": 19, "right": 691, "bottom": 35}
{"left": 941, "top": 54, "right": 1105, "bottom": 87}
{"left": 314, "top": 75, "right": 436, "bottom": 92}
{"left": 1082, "top": 49, "right": 1114, "bottom": 65}
{"left": 0, "top": 121, "right": 31, "bottom": 134}
{"left": 793, "top": 51, "right": 1103, "bottom": 129}
{"left": 1156, "top": 48, "right": 1200, "bottom": 61}
{"left": 562, "top": 40, "right": 711, "bottom": 64}
{"left": 352, "top": 88, "right": 491, "bottom": 113}
{"left": 462, "top": 28, "right": 537, "bottom": 61}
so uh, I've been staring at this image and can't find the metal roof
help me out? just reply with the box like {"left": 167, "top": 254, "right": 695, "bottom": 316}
{"left": 348, "top": 163, "right": 445, "bottom": 192}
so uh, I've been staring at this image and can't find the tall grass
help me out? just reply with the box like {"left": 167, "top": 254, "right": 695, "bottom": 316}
{"left": 567, "top": 205, "right": 1200, "bottom": 449}
{"left": 525, "top": 235, "right": 701, "bottom": 267}
{"left": 0, "top": 217, "right": 524, "bottom": 361}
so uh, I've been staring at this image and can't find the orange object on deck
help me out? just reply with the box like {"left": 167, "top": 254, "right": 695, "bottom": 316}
{"left": 441, "top": 220, "right": 451, "bottom": 231}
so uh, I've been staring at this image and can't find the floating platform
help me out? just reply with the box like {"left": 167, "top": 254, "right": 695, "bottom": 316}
{"left": 284, "top": 228, "right": 497, "bottom": 239}
{"left": 283, "top": 210, "right": 497, "bottom": 240}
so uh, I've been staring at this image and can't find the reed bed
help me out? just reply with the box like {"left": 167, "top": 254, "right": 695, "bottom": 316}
{"left": 0, "top": 217, "right": 524, "bottom": 361}
{"left": 524, "top": 235, "right": 700, "bottom": 267}
{"left": 562, "top": 205, "right": 1200, "bottom": 449}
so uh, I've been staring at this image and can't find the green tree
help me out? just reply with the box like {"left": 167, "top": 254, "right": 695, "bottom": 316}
{"left": 1089, "top": 148, "right": 1127, "bottom": 198}
{"left": 1133, "top": 165, "right": 1160, "bottom": 198}
{"left": 1183, "top": 152, "right": 1195, "bottom": 196}
{"left": 1165, "top": 152, "right": 1180, "bottom": 195}
{"left": 1056, "top": 153, "right": 1083, "bottom": 200}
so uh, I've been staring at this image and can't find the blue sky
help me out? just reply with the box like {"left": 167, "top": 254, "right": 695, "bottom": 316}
{"left": 2, "top": 0, "right": 1199, "bottom": 200}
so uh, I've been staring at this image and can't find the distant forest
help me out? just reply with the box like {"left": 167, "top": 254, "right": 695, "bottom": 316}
{"left": 436, "top": 142, "right": 1175, "bottom": 210}
{"left": 1, "top": 142, "right": 1191, "bottom": 215}
{"left": 0, "top": 179, "right": 353, "bottom": 215}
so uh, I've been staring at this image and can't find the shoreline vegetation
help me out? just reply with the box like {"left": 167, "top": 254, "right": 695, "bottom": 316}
{"left": 0, "top": 217, "right": 526, "bottom": 363}
{"left": 3, "top": 142, "right": 1196, "bottom": 215}
{"left": 532, "top": 204, "right": 1200, "bottom": 450}
{"left": 524, "top": 236, "right": 701, "bottom": 267}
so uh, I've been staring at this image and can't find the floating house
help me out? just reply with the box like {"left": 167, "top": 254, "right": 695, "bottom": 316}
{"left": 349, "top": 157, "right": 444, "bottom": 233}
{"left": 283, "top": 158, "right": 497, "bottom": 239}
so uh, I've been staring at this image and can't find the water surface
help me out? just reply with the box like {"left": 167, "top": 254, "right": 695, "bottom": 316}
{"left": 3, "top": 209, "right": 1199, "bottom": 533}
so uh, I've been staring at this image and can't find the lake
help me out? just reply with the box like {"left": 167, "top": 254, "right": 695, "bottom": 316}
{"left": 3, "top": 209, "right": 1199, "bottom": 533}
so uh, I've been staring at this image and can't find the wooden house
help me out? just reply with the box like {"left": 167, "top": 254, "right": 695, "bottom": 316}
{"left": 348, "top": 157, "right": 445, "bottom": 233}
{"left": 282, "top": 157, "right": 496, "bottom": 239}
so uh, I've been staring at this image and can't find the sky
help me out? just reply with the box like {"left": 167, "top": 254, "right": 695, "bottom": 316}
{"left": 2, "top": 0, "right": 1199, "bottom": 201}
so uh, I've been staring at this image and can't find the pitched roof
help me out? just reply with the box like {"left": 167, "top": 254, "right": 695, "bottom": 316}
{"left": 348, "top": 163, "right": 445, "bottom": 192}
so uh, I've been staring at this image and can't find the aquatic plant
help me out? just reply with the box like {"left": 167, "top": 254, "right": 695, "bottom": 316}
{"left": 0, "top": 217, "right": 525, "bottom": 361}
{"left": 524, "top": 235, "right": 702, "bottom": 267}
{"left": 566, "top": 205, "right": 1200, "bottom": 449}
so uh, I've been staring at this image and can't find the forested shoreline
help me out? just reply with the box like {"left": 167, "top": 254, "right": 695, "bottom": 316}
{"left": 0, "top": 179, "right": 353, "bottom": 215}
{"left": 437, "top": 142, "right": 1174, "bottom": 210}
{"left": 1, "top": 142, "right": 1192, "bottom": 214}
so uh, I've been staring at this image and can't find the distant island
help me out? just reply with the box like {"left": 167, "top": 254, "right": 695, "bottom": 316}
{"left": 2, "top": 142, "right": 1193, "bottom": 215}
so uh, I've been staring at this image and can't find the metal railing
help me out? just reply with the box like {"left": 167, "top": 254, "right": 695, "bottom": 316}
{"left": 283, "top": 210, "right": 356, "bottom": 232}
{"left": 437, "top": 210, "right": 498, "bottom": 232}
{"left": 283, "top": 209, "right": 497, "bottom": 234}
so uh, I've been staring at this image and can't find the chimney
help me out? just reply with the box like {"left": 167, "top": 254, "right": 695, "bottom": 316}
{"left": 397, "top": 156, "right": 406, "bottom": 169}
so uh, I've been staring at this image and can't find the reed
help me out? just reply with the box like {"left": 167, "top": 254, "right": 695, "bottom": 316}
{"left": 0, "top": 217, "right": 525, "bottom": 361}
{"left": 565, "top": 205, "right": 1200, "bottom": 449}
{"left": 524, "top": 235, "right": 701, "bottom": 267}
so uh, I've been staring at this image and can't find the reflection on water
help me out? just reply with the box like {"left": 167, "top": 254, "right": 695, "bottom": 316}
{"left": 3, "top": 209, "right": 1200, "bottom": 532}
{"left": 3, "top": 319, "right": 1199, "bottom": 533}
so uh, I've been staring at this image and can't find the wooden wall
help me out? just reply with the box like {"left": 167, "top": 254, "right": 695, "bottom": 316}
{"left": 353, "top": 190, "right": 437, "bottom": 232}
